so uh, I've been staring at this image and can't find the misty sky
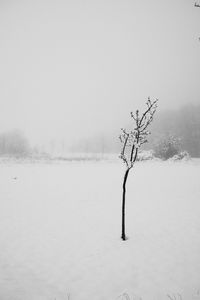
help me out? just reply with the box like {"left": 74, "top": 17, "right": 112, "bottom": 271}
{"left": 0, "top": 0, "right": 200, "bottom": 145}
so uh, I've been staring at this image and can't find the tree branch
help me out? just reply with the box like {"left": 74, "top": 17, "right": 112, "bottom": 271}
{"left": 120, "top": 98, "right": 158, "bottom": 168}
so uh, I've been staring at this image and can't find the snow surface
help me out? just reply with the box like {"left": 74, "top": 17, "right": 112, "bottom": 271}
{"left": 0, "top": 159, "right": 200, "bottom": 300}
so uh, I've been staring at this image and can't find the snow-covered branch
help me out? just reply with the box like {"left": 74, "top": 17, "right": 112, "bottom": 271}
{"left": 119, "top": 98, "right": 158, "bottom": 169}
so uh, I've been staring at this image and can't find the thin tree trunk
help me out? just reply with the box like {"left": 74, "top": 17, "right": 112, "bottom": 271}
{"left": 121, "top": 167, "right": 130, "bottom": 240}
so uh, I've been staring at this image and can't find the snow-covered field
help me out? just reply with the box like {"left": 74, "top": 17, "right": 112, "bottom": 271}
{"left": 0, "top": 158, "right": 200, "bottom": 300}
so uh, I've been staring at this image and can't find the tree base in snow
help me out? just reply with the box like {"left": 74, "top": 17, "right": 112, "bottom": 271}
{"left": 121, "top": 234, "right": 128, "bottom": 241}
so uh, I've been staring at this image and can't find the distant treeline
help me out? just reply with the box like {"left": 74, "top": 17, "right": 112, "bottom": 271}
{"left": 1, "top": 104, "right": 200, "bottom": 158}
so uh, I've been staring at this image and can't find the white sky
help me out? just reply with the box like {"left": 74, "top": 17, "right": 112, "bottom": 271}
{"left": 0, "top": 0, "right": 200, "bottom": 145}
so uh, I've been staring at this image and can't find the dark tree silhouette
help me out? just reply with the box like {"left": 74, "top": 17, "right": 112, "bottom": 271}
{"left": 119, "top": 98, "right": 158, "bottom": 241}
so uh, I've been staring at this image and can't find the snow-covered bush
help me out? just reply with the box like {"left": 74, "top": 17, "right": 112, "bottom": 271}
{"left": 170, "top": 151, "right": 190, "bottom": 161}
{"left": 153, "top": 136, "right": 180, "bottom": 160}
{"left": 137, "top": 150, "right": 155, "bottom": 161}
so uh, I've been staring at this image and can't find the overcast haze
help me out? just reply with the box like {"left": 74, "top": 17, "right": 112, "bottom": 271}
{"left": 0, "top": 0, "right": 200, "bottom": 146}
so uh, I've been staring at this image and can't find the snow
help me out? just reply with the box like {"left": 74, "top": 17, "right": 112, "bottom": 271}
{"left": 0, "top": 158, "right": 200, "bottom": 300}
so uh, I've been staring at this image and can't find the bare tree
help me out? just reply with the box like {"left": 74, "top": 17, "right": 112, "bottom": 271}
{"left": 119, "top": 98, "right": 158, "bottom": 241}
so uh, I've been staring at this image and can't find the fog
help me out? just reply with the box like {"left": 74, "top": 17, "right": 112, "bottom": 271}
{"left": 0, "top": 0, "right": 200, "bottom": 149}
